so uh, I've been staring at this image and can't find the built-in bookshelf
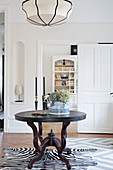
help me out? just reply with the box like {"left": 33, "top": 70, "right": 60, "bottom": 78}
{"left": 52, "top": 55, "right": 78, "bottom": 110}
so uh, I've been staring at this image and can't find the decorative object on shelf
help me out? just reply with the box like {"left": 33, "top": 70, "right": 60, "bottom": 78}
{"left": 61, "top": 74, "right": 68, "bottom": 79}
{"left": 49, "top": 90, "right": 70, "bottom": 115}
{"left": 22, "top": 0, "right": 73, "bottom": 27}
{"left": 71, "top": 45, "right": 77, "bottom": 55}
{"left": 63, "top": 59, "right": 65, "bottom": 65}
{"left": 62, "top": 81, "right": 66, "bottom": 86}
{"left": 15, "top": 84, "right": 23, "bottom": 102}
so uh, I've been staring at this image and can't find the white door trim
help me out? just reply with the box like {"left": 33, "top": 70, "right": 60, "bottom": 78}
{"left": 0, "top": 5, "right": 10, "bottom": 132}
{"left": 37, "top": 40, "right": 82, "bottom": 109}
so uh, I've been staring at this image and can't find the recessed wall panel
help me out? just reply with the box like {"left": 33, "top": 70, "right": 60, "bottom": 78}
{"left": 13, "top": 42, "right": 25, "bottom": 102}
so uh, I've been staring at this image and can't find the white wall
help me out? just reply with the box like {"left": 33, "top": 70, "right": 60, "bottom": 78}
{"left": 43, "top": 45, "right": 70, "bottom": 94}
{"left": 1, "top": 0, "right": 113, "bottom": 132}
{"left": 10, "top": 22, "right": 113, "bottom": 41}
{"left": 7, "top": 22, "right": 113, "bottom": 132}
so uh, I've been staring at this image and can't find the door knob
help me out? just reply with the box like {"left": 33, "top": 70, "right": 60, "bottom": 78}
{"left": 110, "top": 92, "right": 113, "bottom": 95}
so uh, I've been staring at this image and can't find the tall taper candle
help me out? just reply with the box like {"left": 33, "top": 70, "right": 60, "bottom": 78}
{"left": 43, "top": 77, "right": 45, "bottom": 96}
{"left": 35, "top": 77, "right": 37, "bottom": 96}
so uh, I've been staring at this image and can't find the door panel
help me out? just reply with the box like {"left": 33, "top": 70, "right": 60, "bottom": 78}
{"left": 84, "top": 48, "right": 95, "bottom": 89}
{"left": 78, "top": 44, "right": 113, "bottom": 133}
{"left": 99, "top": 47, "right": 111, "bottom": 89}
{"left": 95, "top": 97, "right": 113, "bottom": 133}
{"left": 79, "top": 46, "right": 96, "bottom": 91}
{"left": 96, "top": 103, "right": 113, "bottom": 130}
{"left": 78, "top": 103, "right": 95, "bottom": 131}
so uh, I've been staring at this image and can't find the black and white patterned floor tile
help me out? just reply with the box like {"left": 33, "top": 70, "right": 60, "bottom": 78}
{"left": 1, "top": 138, "right": 113, "bottom": 170}
{"left": 67, "top": 138, "right": 113, "bottom": 170}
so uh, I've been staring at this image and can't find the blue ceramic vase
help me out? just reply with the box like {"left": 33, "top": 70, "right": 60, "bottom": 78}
{"left": 49, "top": 101, "right": 69, "bottom": 115}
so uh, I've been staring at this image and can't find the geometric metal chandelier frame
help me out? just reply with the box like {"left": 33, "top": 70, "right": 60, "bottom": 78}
{"left": 22, "top": 0, "right": 73, "bottom": 26}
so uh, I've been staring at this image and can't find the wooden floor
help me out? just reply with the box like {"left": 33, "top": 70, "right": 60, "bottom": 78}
{"left": 0, "top": 132, "right": 113, "bottom": 169}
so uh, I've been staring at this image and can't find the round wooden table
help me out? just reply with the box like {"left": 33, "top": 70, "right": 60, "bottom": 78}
{"left": 15, "top": 110, "right": 86, "bottom": 170}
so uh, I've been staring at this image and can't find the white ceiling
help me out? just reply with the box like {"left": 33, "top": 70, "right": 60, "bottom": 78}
{"left": 4, "top": 0, "right": 113, "bottom": 23}
{"left": 69, "top": 0, "right": 113, "bottom": 23}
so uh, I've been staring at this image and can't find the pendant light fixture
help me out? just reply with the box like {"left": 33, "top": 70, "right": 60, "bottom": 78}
{"left": 22, "top": 0, "right": 73, "bottom": 26}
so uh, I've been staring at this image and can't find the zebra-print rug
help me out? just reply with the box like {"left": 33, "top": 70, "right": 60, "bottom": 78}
{"left": 0, "top": 147, "right": 97, "bottom": 170}
{"left": 1, "top": 138, "right": 113, "bottom": 170}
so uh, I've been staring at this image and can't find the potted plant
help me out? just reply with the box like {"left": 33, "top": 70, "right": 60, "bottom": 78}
{"left": 49, "top": 90, "right": 70, "bottom": 115}
{"left": 59, "top": 90, "right": 70, "bottom": 103}
{"left": 49, "top": 92, "right": 59, "bottom": 103}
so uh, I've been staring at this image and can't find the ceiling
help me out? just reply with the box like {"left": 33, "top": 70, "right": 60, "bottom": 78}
{"left": 69, "top": 0, "right": 113, "bottom": 23}
{"left": 5, "top": 0, "right": 113, "bottom": 23}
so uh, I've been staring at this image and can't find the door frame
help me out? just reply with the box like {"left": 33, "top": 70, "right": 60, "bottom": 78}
{"left": 36, "top": 40, "right": 82, "bottom": 110}
{"left": 0, "top": 5, "right": 10, "bottom": 132}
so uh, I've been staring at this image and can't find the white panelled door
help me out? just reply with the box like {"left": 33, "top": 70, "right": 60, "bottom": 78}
{"left": 78, "top": 44, "right": 113, "bottom": 133}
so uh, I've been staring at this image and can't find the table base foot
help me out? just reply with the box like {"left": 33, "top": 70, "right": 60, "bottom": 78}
{"left": 63, "top": 148, "right": 71, "bottom": 154}
{"left": 27, "top": 152, "right": 44, "bottom": 169}
{"left": 59, "top": 153, "right": 71, "bottom": 170}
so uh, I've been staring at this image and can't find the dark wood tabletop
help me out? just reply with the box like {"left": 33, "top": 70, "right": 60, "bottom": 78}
{"left": 15, "top": 110, "right": 86, "bottom": 123}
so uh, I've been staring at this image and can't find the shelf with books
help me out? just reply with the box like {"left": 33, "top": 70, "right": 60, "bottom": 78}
{"left": 55, "top": 86, "right": 70, "bottom": 87}
{"left": 52, "top": 55, "right": 78, "bottom": 110}
{"left": 54, "top": 71, "right": 75, "bottom": 73}
{"left": 55, "top": 65, "right": 74, "bottom": 67}
{"left": 55, "top": 79, "right": 69, "bottom": 81}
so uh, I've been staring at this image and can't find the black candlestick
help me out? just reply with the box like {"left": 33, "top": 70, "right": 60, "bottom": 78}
{"left": 35, "top": 77, "right": 37, "bottom": 96}
{"left": 43, "top": 95, "right": 46, "bottom": 110}
{"left": 35, "top": 95, "right": 38, "bottom": 111}
{"left": 33, "top": 77, "right": 38, "bottom": 114}
{"left": 43, "top": 77, "right": 45, "bottom": 96}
